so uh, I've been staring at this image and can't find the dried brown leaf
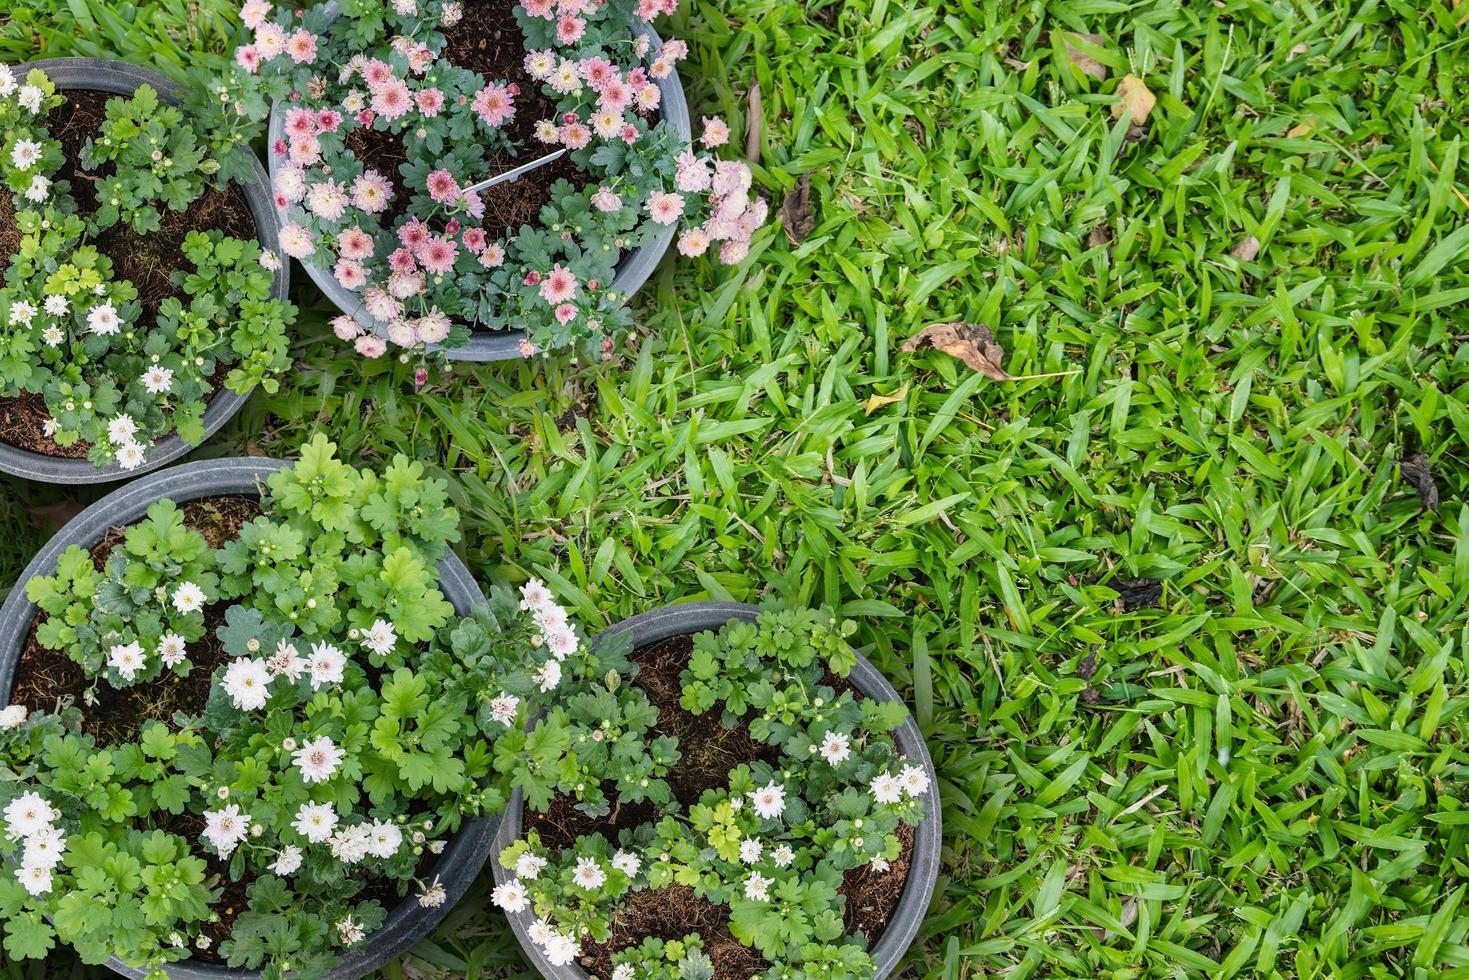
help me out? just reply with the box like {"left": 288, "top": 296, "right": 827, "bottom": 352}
{"left": 781, "top": 174, "right": 815, "bottom": 246}
{"left": 863, "top": 385, "right": 908, "bottom": 414}
{"left": 1065, "top": 33, "right": 1108, "bottom": 81}
{"left": 1231, "top": 235, "right": 1260, "bottom": 261}
{"left": 745, "top": 81, "right": 763, "bottom": 164}
{"left": 1287, "top": 114, "right": 1318, "bottom": 138}
{"left": 27, "top": 500, "right": 85, "bottom": 532}
{"left": 1111, "top": 74, "right": 1156, "bottom": 124}
{"left": 1399, "top": 454, "right": 1439, "bottom": 511}
{"left": 900, "top": 322, "right": 1011, "bottom": 380}
{"left": 1088, "top": 223, "right": 1113, "bottom": 249}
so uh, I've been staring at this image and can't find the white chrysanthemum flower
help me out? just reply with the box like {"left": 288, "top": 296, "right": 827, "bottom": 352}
{"left": 535, "top": 659, "right": 561, "bottom": 692}
{"left": 267, "top": 640, "right": 306, "bottom": 681}
{"left": 143, "top": 365, "right": 174, "bottom": 394}
{"left": 489, "top": 693, "right": 520, "bottom": 725}
{"left": 366, "top": 819, "right": 402, "bottom": 858}
{"left": 900, "top": 764, "right": 930, "bottom": 797}
{"left": 820, "top": 730, "right": 851, "bottom": 765}
{"left": 744, "top": 870, "right": 771, "bottom": 902}
{"left": 0, "top": 705, "right": 27, "bottom": 729}
{"left": 527, "top": 918, "right": 555, "bottom": 945}
{"left": 10, "top": 139, "right": 41, "bottom": 170}
{"left": 361, "top": 619, "right": 397, "bottom": 655}
{"left": 18, "top": 85, "right": 43, "bottom": 113}
{"left": 739, "top": 837, "right": 763, "bottom": 864}
{"left": 24, "top": 174, "right": 48, "bottom": 202}
{"left": 870, "top": 772, "right": 903, "bottom": 805}
{"left": 41, "top": 325, "right": 63, "bottom": 346}
{"left": 270, "top": 845, "right": 303, "bottom": 876}
{"left": 107, "top": 641, "right": 146, "bottom": 680}
{"left": 491, "top": 879, "right": 528, "bottom": 913}
{"left": 87, "top": 300, "right": 121, "bottom": 335}
{"left": 336, "top": 916, "right": 366, "bottom": 945}
{"left": 3, "top": 792, "right": 52, "bottom": 840}
{"left": 572, "top": 856, "right": 606, "bottom": 890}
{"left": 202, "top": 804, "right": 249, "bottom": 855}
{"left": 223, "top": 658, "right": 272, "bottom": 710}
{"left": 293, "top": 735, "right": 344, "bottom": 784}
{"left": 21, "top": 827, "right": 65, "bottom": 869}
{"left": 515, "top": 852, "right": 547, "bottom": 880}
{"left": 115, "top": 441, "right": 147, "bottom": 471}
{"left": 611, "top": 850, "right": 640, "bottom": 876}
{"left": 308, "top": 642, "right": 346, "bottom": 689}
{"left": 545, "top": 628, "right": 578, "bottom": 660}
{"left": 519, "top": 579, "right": 553, "bottom": 610}
{"left": 9, "top": 300, "right": 36, "bottom": 327}
{"left": 172, "top": 581, "right": 206, "bottom": 614}
{"left": 750, "top": 782, "right": 786, "bottom": 820}
{"left": 106, "top": 414, "right": 138, "bottom": 444}
{"left": 870, "top": 855, "right": 891, "bottom": 873}
{"left": 293, "top": 802, "right": 338, "bottom": 843}
{"left": 16, "top": 864, "right": 51, "bottom": 896}
{"left": 772, "top": 844, "right": 795, "bottom": 867}
{"left": 0, "top": 66, "right": 14, "bottom": 97}
{"left": 543, "top": 933, "right": 580, "bottom": 967}
{"left": 613, "top": 965, "right": 634, "bottom": 980}
{"left": 44, "top": 294, "right": 68, "bottom": 317}
{"left": 157, "top": 633, "right": 188, "bottom": 668}
{"left": 418, "top": 876, "right": 447, "bottom": 908}
{"left": 329, "top": 823, "right": 373, "bottom": 864}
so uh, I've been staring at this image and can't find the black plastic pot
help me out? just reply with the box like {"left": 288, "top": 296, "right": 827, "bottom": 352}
{"left": 266, "top": 7, "right": 690, "bottom": 362}
{"left": 0, "top": 59, "right": 289, "bottom": 485}
{"left": 0, "top": 457, "right": 499, "bottom": 979}
{"left": 491, "top": 601, "right": 942, "bottom": 980}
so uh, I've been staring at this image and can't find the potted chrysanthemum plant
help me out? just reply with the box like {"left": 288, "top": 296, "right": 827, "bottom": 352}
{"left": 489, "top": 602, "right": 942, "bottom": 980}
{"left": 224, "top": 0, "right": 765, "bottom": 364}
{"left": 0, "top": 437, "right": 597, "bottom": 978}
{"left": 0, "top": 60, "right": 294, "bottom": 483}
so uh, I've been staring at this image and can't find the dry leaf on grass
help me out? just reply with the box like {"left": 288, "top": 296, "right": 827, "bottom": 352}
{"left": 1287, "top": 114, "right": 1318, "bottom": 138}
{"left": 900, "top": 323, "right": 1011, "bottom": 380}
{"left": 1065, "top": 33, "right": 1108, "bottom": 81}
{"left": 1088, "top": 223, "right": 1113, "bottom": 249}
{"left": 782, "top": 174, "right": 815, "bottom": 246}
{"left": 1399, "top": 454, "right": 1439, "bottom": 511}
{"left": 745, "top": 81, "right": 763, "bottom": 163}
{"left": 864, "top": 385, "right": 908, "bottom": 414}
{"left": 1231, "top": 235, "right": 1261, "bottom": 261}
{"left": 1111, "top": 74, "right": 1156, "bottom": 124}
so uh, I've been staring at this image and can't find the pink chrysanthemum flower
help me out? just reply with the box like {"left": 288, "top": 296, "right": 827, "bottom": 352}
{"left": 285, "top": 107, "right": 317, "bottom": 138}
{"left": 388, "top": 247, "right": 417, "bottom": 274}
{"left": 554, "top": 303, "right": 578, "bottom": 325}
{"left": 645, "top": 192, "right": 685, "bottom": 225}
{"left": 719, "top": 240, "right": 750, "bottom": 265}
{"left": 334, "top": 258, "right": 367, "bottom": 290}
{"left": 678, "top": 228, "right": 710, "bottom": 257}
{"left": 417, "top": 310, "right": 452, "bottom": 344}
{"left": 415, "top": 87, "right": 445, "bottom": 117}
{"left": 598, "top": 80, "right": 631, "bottom": 114}
{"left": 331, "top": 315, "right": 362, "bottom": 341}
{"left": 471, "top": 84, "right": 516, "bottom": 127}
{"left": 286, "top": 30, "right": 318, "bottom": 64}
{"left": 389, "top": 270, "right": 425, "bottom": 298}
{"left": 398, "top": 217, "right": 432, "bottom": 252}
{"left": 702, "top": 116, "right": 731, "bottom": 148}
{"left": 426, "top": 169, "right": 460, "bottom": 205}
{"left": 480, "top": 243, "right": 506, "bottom": 268}
{"left": 363, "top": 59, "right": 395, "bottom": 90}
{"left": 306, "top": 179, "right": 350, "bottom": 222}
{"left": 235, "top": 45, "right": 262, "bottom": 73}
{"left": 338, "top": 226, "right": 375, "bottom": 260}
{"left": 579, "top": 57, "right": 616, "bottom": 90}
{"left": 621, "top": 123, "right": 639, "bottom": 144}
{"left": 523, "top": 0, "right": 554, "bottom": 17}
{"left": 539, "top": 265, "right": 578, "bottom": 305}
{"left": 289, "top": 135, "right": 321, "bottom": 165}
{"left": 372, "top": 79, "right": 412, "bottom": 120}
{"left": 352, "top": 170, "right": 392, "bottom": 213}
{"left": 419, "top": 236, "right": 458, "bottom": 274}
{"left": 315, "top": 108, "right": 343, "bottom": 133}
{"left": 364, "top": 287, "right": 402, "bottom": 321}
{"left": 461, "top": 227, "right": 487, "bottom": 253}
{"left": 674, "top": 150, "right": 711, "bottom": 193}
{"left": 355, "top": 335, "right": 387, "bottom": 357}
{"left": 561, "top": 123, "right": 591, "bottom": 149}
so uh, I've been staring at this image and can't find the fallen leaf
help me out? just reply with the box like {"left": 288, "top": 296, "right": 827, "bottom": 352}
{"left": 1287, "top": 114, "right": 1318, "bottom": 138}
{"left": 863, "top": 385, "right": 908, "bottom": 414}
{"left": 1231, "top": 235, "right": 1260, "bottom": 261}
{"left": 1111, "top": 74, "right": 1156, "bottom": 124}
{"left": 1101, "top": 577, "right": 1163, "bottom": 609}
{"left": 1065, "top": 33, "right": 1108, "bottom": 81}
{"left": 245, "top": 442, "right": 270, "bottom": 457}
{"left": 1088, "top": 223, "right": 1113, "bottom": 249}
{"left": 781, "top": 174, "right": 814, "bottom": 246}
{"left": 744, "top": 81, "right": 762, "bottom": 164}
{"left": 1076, "top": 649, "right": 1098, "bottom": 682}
{"left": 1290, "top": 42, "right": 1310, "bottom": 56}
{"left": 900, "top": 322, "right": 1011, "bottom": 380}
{"left": 27, "top": 500, "right": 85, "bottom": 532}
{"left": 1399, "top": 454, "right": 1439, "bottom": 511}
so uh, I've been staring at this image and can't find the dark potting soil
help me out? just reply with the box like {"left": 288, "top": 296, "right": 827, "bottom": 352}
{"left": 0, "top": 88, "right": 257, "bottom": 459}
{"left": 343, "top": 0, "right": 590, "bottom": 235}
{"left": 10, "top": 493, "right": 434, "bottom": 964}
{"left": 532, "top": 634, "right": 915, "bottom": 980}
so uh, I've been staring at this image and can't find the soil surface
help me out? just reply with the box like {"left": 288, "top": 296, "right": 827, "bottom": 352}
{"left": 343, "top": 0, "right": 591, "bottom": 235}
{"left": 529, "top": 633, "right": 916, "bottom": 980}
{"left": 0, "top": 87, "right": 256, "bottom": 458}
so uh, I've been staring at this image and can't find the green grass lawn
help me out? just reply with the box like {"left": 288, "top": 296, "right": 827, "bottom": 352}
{"left": 3, "top": 0, "right": 1469, "bottom": 976}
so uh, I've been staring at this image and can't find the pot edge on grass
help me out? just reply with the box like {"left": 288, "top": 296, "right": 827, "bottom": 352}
{"left": 265, "top": 6, "right": 690, "bottom": 363}
{"left": 0, "top": 457, "right": 500, "bottom": 980}
{"left": 491, "top": 600, "right": 943, "bottom": 980}
{"left": 0, "top": 58, "right": 291, "bottom": 486}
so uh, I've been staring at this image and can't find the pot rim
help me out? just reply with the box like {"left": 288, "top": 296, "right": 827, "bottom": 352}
{"left": 265, "top": 8, "right": 690, "bottom": 362}
{"left": 0, "top": 456, "right": 499, "bottom": 980}
{"left": 491, "top": 601, "right": 942, "bottom": 980}
{"left": 0, "top": 57, "right": 290, "bottom": 485}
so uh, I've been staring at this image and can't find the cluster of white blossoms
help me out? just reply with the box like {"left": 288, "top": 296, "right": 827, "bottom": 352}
{"left": 221, "top": 635, "right": 353, "bottom": 710}
{"left": 869, "top": 763, "right": 930, "bottom": 805}
{"left": 0, "top": 66, "right": 53, "bottom": 205}
{"left": 3, "top": 791, "right": 66, "bottom": 897}
{"left": 494, "top": 845, "right": 643, "bottom": 965}
{"left": 518, "top": 579, "right": 579, "bottom": 695}
{"left": 98, "top": 581, "right": 210, "bottom": 682}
